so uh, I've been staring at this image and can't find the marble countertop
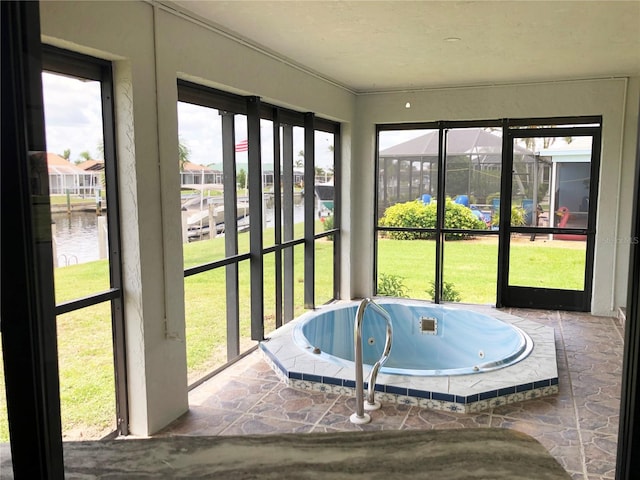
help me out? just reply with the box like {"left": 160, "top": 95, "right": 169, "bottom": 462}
{"left": 1, "top": 428, "right": 570, "bottom": 479}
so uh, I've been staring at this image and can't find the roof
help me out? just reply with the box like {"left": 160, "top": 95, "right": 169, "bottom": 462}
{"left": 46, "top": 153, "right": 89, "bottom": 175}
{"left": 76, "top": 159, "right": 104, "bottom": 171}
{"left": 379, "top": 128, "right": 533, "bottom": 160}
{"left": 182, "top": 161, "right": 219, "bottom": 173}
{"left": 539, "top": 136, "right": 594, "bottom": 155}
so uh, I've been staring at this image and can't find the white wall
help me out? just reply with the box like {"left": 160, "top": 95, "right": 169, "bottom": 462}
{"left": 615, "top": 78, "right": 640, "bottom": 310}
{"left": 41, "top": 0, "right": 180, "bottom": 437}
{"left": 39, "top": 0, "right": 355, "bottom": 435}
{"left": 351, "top": 79, "right": 640, "bottom": 316}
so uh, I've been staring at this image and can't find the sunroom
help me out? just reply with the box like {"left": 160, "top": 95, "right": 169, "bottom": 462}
{"left": 2, "top": 1, "right": 640, "bottom": 479}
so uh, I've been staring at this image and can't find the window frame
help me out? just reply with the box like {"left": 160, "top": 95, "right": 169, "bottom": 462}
{"left": 41, "top": 45, "right": 129, "bottom": 436}
{"left": 374, "top": 116, "right": 601, "bottom": 310}
{"left": 177, "top": 80, "right": 340, "bottom": 387}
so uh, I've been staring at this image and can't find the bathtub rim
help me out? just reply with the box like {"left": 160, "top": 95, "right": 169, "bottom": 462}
{"left": 260, "top": 298, "right": 559, "bottom": 413}
{"left": 291, "top": 299, "right": 535, "bottom": 376}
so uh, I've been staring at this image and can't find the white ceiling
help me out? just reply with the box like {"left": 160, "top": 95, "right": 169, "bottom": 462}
{"left": 165, "top": 0, "right": 640, "bottom": 93}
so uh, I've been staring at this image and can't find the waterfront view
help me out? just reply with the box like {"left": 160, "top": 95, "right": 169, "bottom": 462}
{"left": 52, "top": 211, "right": 104, "bottom": 265}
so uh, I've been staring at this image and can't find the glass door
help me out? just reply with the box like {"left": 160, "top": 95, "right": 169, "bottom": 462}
{"left": 500, "top": 127, "right": 601, "bottom": 311}
{"left": 375, "top": 127, "right": 439, "bottom": 299}
{"left": 442, "top": 127, "right": 502, "bottom": 304}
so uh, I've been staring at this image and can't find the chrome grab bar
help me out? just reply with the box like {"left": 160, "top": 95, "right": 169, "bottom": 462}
{"left": 350, "top": 298, "right": 393, "bottom": 425}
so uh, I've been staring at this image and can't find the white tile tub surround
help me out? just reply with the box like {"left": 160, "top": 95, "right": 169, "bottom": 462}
{"left": 260, "top": 300, "right": 559, "bottom": 413}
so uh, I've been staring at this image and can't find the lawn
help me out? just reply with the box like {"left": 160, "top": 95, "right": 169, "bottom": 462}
{"left": 0, "top": 232, "right": 585, "bottom": 442}
{"left": 377, "top": 235, "right": 585, "bottom": 303}
{"left": 0, "top": 221, "right": 333, "bottom": 441}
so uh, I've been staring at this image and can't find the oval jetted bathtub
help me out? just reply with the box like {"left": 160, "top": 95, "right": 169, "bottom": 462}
{"left": 292, "top": 300, "right": 533, "bottom": 376}
{"left": 259, "top": 298, "right": 557, "bottom": 413}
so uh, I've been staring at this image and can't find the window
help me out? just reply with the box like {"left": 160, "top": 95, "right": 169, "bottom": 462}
{"left": 375, "top": 117, "right": 601, "bottom": 311}
{"left": 178, "top": 81, "right": 340, "bottom": 385}
{"left": 41, "top": 46, "right": 127, "bottom": 438}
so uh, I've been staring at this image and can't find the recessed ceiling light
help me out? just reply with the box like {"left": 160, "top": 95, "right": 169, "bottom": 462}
{"left": 405, "top": 102, "right": 411, "bottom": 109}
{"left": 444, "top": 37, "right": 462, "bottom": 42}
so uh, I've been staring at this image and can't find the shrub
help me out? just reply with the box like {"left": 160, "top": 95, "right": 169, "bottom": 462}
{"left": 379, "top": 199, "right": 486, "bottom": 240}
{"left": 322, "top": 215, "right": 334, "bottom": 240}
{"left": 427, "top": 281, "right": 462, "bottom": 302}
{"left": 377, "top": 273, "right": 408, "bottom": 297}
{"left": 443, "top": 200, "right": 488, "bottom": 237}
{"left": 379, "top": 200, "right": 436, "bottom": 240}
{"left": 491, "top": 205, "right": 526, "bottom": 227}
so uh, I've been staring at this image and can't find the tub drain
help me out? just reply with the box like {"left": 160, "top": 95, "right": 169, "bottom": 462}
{"left": 367, "top": 337, "right": 375, "bottom": 345}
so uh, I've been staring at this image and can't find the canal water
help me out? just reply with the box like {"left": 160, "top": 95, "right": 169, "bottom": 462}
{"left": 52, "top": 211, "right": 104, "bottom": 265}
{"left": 51, "top": 203, "right": 307, "bottom": 266}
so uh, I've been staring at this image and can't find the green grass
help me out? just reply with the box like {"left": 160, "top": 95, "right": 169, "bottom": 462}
{"left": 0, "top": 262, "right": 117, "bottom": 441}
{"left": 56, "top": 303, "right": 117, "bottom": 438}
{"left": 182, "top": 224, "right": 335, "bottom": 381}
{"left": 0, "top": 232, "right": 584, "bottom": 442}
{"left": 0, "top": 221, "right": 333, "bottom": 441}
{"left": 50, "top": 194, "right": 105, "bottom": 204}
{"left": 378, "top": 236, "right": 585, "bottom": 303}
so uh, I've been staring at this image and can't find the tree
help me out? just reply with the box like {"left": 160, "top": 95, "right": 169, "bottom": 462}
{"left": 444, "top": 155, "right": 472, "bottom": 198}
{"left": 326, "top": 145, "right": 335, "bottom": 178}
{"left": 178, "top": 138, "right": 190, "bottom": 171}
{"left": 484, "top": 126, "right": 572, "bottom": 151}
{"left": 77, "top": 151, "right": 91, "bottom": 163}
{"left": 61, "top": 148, "right": 71, "bottom": 161}
{"left": 237, "top": 168, "right": 247, "bottom": 189}
{"left": 519, "top": 132, "right": 572, "bottom": 151}
{"left": 295, "top": 150, "right": 304, "bottom": 168}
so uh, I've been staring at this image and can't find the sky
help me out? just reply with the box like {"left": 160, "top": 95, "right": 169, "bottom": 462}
{"left": 42, "top": 72, "right": 105, "bottom": 161}
{"left": 42, "top": 71, "right": 584, "bottom": 169}
{"left": 42, "top": 71, "right": 338, "bottom": 169}
{"left": 177, "top": 101, "right": 336, "bottom": 169}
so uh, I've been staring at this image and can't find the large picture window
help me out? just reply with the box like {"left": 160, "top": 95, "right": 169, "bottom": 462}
{"left": 177, "top": 81, "right": 340, "bottom": 385}
{"left": 375, "top": 118, "right": 601, "bottom": 311}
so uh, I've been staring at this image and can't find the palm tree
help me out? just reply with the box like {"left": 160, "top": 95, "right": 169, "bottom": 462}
{"left": 484, "top": 126, "right": 572, "bottom": 150}
{"left": 76, "top": 151, "right": 91, "bottom": 164}
{"left": 178, "top": 138, "right": 190, "bottom": 171}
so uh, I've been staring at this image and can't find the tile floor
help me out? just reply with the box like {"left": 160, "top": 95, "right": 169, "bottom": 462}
{"left": 157, "top": 308, "right": 624, "bottom": 480}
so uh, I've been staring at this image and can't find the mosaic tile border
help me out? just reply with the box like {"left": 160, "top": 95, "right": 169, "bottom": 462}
{"left": 259, "top": 300, "right": 559, "bottom": 413}
{"left": 260, "top": 346, "right": 559, "bottom": 413}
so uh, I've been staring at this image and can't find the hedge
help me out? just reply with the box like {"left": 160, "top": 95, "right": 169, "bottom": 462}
{"left": 379, "top": 199, "right": 486, "bottom": 240}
